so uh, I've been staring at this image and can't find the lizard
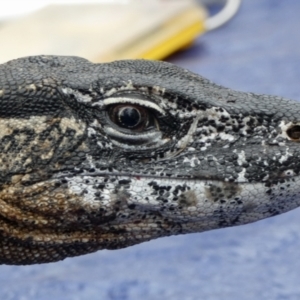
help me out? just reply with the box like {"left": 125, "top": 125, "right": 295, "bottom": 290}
{"left": 0, "top": 55, "right": 299, "bottom": 265}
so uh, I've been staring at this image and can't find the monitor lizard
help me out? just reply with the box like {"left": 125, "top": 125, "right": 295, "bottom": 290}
{"left": 0, "top": 55, "right": 299, "bottom": 265}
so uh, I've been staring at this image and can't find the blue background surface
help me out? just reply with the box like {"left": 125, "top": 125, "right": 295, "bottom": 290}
{"left": 1, "top": 1, "right": 300, "bottom": 299}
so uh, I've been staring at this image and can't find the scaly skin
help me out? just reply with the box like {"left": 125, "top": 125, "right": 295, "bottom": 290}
{"left": 0, "top": 55, "right": 300, "bottom": 265}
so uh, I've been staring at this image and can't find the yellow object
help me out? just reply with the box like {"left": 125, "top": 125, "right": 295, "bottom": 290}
{"left": 101, "top": 3, "right": 206, "bottom": 61}
{"left": 0, "top": 1, "right": 207, "bottom": 63}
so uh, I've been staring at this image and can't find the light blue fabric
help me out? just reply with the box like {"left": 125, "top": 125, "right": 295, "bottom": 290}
{"left": 1, "top": 1, "right": 300, "bottom": 299}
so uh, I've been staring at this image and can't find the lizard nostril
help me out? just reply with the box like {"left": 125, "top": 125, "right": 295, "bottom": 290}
{"left": 286, "top": 125, "right": 300, "bottom": 140}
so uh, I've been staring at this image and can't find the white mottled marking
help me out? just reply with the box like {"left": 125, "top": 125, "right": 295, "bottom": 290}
{"left": 236, "top": 150, "right": 246, "bottom": 166}
{"left": 176, "top": 114, "right": 201, "bottom": 149}
{"left": 237, "top": 168, "right": 248, "bottom": 182}
{"left": 26, "top": 84, "right": 36, "bottom": 91}
{"left": 279, "top": 147, "right": 292, "bottom": 164}
{"left": 62, "top": 87, "right": 92, "bottom": 103}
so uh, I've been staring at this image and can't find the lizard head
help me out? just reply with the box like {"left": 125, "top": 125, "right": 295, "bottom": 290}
{"left": 0, "top": 55, "right": 300, "bottom": 264}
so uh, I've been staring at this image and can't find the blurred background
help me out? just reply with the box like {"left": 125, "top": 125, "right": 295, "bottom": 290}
{"left": 1, "top": 1, "right": 300, "bottom": 300}
{"left": 0, "top": 0, "right": 237, "bottom": 63}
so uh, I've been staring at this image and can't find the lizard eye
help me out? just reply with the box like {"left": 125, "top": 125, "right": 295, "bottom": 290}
{"left": 108, "top": 104, "right": 154, "bottom": 131}
{"left": 102, "top": 95, "right": 170, "bottom": 149}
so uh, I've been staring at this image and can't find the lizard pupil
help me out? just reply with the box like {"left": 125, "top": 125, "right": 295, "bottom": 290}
{"left": 118, "top": 106, "right": 142, "bottom": 128}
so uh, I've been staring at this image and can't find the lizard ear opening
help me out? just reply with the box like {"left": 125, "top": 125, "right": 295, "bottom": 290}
{"left": 286, "top": 125, "right": 300, "bottom": 141}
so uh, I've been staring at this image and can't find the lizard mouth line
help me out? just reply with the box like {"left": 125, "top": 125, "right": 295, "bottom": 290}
{"left": 52, "top": 171, "right": 288, "bottom": 184}
{"left": 52, "top": 171, "right": 299, "bottom": 184}
{"left": 53, "top": 171, "right": 233, "bottom": 182}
